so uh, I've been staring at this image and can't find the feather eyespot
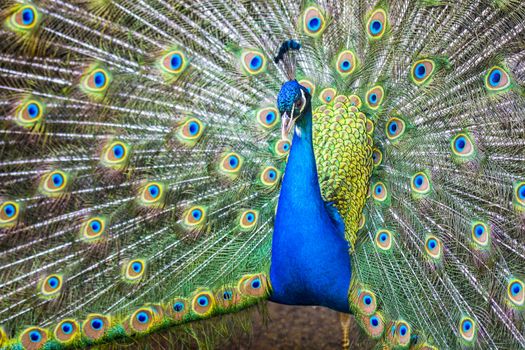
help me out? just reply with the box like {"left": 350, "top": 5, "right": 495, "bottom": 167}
{"left": 298, "top": 80, "right": 315, "bottom": 96}
{"left": 40, "top": 274, "right": 63, "bottom": 297}
{"left": 81, "top": 67, "right": 111, "bottom": 95}
{"left": 19, "top": 7, "right": 36, "bottom": 26}
{"left": 183, "top": 206, "right": 207, "bottom": 228}
{"left": 375, "top": 229, "right": 392, "bottom": 251}
{"left": 39, "top": 170, "right": 69, "bottom": 197}
{"left": 256, "top": 107, "right": 279, "bottom": 129}
{"left": 138, "top": 182, "right": 166, "bottom": 207}
{"left": 173, "top": 301, "right": 185, "bottom": 312}
{"left": 367, "top": 9, "right": 387, "bottom": 39}
{"left": 241, "top": 50, "right": 267, "bottom": 75}
{"left": 16, "top": 99, "right": 45, "bottom": 127}
{"left": 507, "top": 279, "right": 524, "bottom": 307}
{"left": 372, "top": 181, "right": 388, "bottom": 202}
{"left": 9, "top": 5, "right": 40, "bottom": 32}
{"left": 361, "top": 313, "right": 384, "bottom": 339}
{"left": 336, "top": 51, "right": 357, "bottom": 77}
{"left": 101, "top": 141, "right": 129, "bottom": 169}
{"left": 424, "top": 236, "right": 442, "bottom": 260}
{"left": 238, "top": 274, "right": 268, "bottom": 298}
{"left": 471, "top": 221, "right": 490, "bottom": 247}
{"left": 394, "top": 321, "right": 411, "bottom": 346}
{"left": 54, "top": 319, "right": 79, "bottom": 343}
{"left": 109, "top": 143, "right": 124, "bottom": 160}
{"left": 372, "top": 148, "right": 382, "bottom": 167}
{"left": 365, "top": 86, "right": 384, "bottom": 110}
{"left": 302, "top": 6, "right": 326, "bottom": 37}
{"left": 411, "top": 59, "right": 435, "bottom": 85}
{"left": 130, "top": 308, "right": 155, "bottom": 333}
{"left": 0, "top": 201, "right": 20, "bottom": 227}
{"left": 216, "top": 287, "right": 240, "bottom": 309}
{"left": 124, "top": 259, "right": 146, "bottom": 282}
{"left": 177, "top": 117, "right": 205, "bottom": 146}
{"left": 20, "top": 327, "right": 47, "bottom": 349}
{"left": 260, "top": 166, "right": 280, "bottom": 187}
{"left": 147, "top": 184, "right": 160, "bottom": 199}
{"left": 219, "top": 152, "right": 243, "bottom": 179}
{"left": 513, "top": 181, "right": 525, "bottom": 211}
{"left": 451, "top": 133, "right": 475, "bottom": 160}
{"left": 274, "top": 139, "right": 290, "bottom": 157}
{"left": 81, "top": 217, "right": 106, "bottom": 241}
{"left": 222, "top": 290, "right": 232, "bottom": 300}
{"left": 459, "top": 317, "right": 476, "bottom": 343}
{"left": 168, "top": 299, "right": 188, "bottom": 321}
{"left": 83, "top": 314, "right": 110, "bottom": 340}
{"left": 319, "top": 88, "right": 336, "bottom": 104}
{"left": 411, "top": 172, "right": 431, "bottom": 196}
{"left": 385, "top": 117, "right": 405, "bottom": 140}
{"left": 136, "top": 311, "right": 149, "bottom": 323}
{"left": 356, "top": 289, "right": 377, "bottom": 315}
{"left": 239, "top": 209, "right": 259, "bottom": 231}
{"left": 186, "top": 121, "right": 200, "bottom": 136}
{"left": 160, "top": 50, "right": 188, "bottom": 75}
{"left": 485, "top": 66, "right": 510, "bottom": 92}
{"left": 192, "top": 291, "right": 215, "bottom": 316}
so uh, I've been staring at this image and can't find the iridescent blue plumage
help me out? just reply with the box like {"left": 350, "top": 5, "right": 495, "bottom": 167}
{"left": 276, "top": 80, "right": 304, "bottom": 114}
{"left": 270, "top": 80, "right": 351, "bottom": 312}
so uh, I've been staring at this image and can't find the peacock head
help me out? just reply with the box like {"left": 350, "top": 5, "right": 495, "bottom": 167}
{"left": 277, "top": 80, "right": 311, "bottom": 139}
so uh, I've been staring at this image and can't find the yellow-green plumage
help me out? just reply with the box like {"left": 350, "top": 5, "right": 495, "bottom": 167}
{"left": 313, "top": 95, "right": 373, "bottom": 247}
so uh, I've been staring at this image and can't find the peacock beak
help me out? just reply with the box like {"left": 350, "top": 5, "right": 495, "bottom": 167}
{"left": 281, "top": 101, "right": 299, "bottom": 140}
{"left": 281, "top": 112, "right": 295, "bottom": 140}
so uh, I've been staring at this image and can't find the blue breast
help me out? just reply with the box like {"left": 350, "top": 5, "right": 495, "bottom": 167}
{"left": 269, "top": 111, "right": 352, "bottom": 313}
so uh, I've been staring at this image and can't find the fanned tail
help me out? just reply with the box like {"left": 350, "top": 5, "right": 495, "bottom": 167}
{"left": 0, "top": 0, "right": 295, "bottom": 347}
{"left": 347, "top": 1, "right": 525, "bottom": 349}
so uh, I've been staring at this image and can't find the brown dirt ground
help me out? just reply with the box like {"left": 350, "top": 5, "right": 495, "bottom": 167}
{"left": 221, "top": 302, "right": 376, "bottom": 350}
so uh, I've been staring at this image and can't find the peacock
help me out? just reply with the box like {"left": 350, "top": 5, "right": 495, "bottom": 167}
{"left": 0, "top": 0, "right": 524, "bottom": 349}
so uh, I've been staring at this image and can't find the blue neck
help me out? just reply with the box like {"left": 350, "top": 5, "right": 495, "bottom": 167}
{"left": 269, "top": 105, "right": 352, "bottom": 313}
{"left": 281, "top": 109, "right": 321, "bottom": 213}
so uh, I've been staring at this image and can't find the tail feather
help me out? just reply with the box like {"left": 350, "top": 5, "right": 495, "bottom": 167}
{"left": 0, "top": 0, "right": 287, "bottom": 347}
{"left": 352, "top": 1, "right": 525, "bottom": 346}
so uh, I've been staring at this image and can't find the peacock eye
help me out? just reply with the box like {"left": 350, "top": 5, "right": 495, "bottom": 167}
{"left": 295, "top": 99, "right": 303, "bottom": 109}
{"left": 302, "top": 6, "right": 326, "bottom": 37}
